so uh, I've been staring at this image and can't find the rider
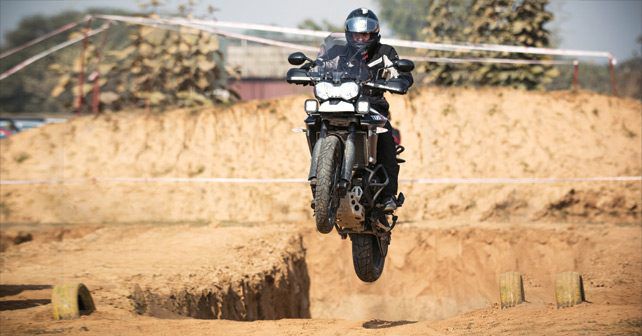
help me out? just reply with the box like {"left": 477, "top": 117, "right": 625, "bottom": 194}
{"left": 344, "top": 8, "right": 414, "bottom": 211}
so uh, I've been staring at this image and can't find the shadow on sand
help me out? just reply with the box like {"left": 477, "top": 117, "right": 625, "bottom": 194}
{"left": 362, "top": 319, "right": 417, "bottom": 329}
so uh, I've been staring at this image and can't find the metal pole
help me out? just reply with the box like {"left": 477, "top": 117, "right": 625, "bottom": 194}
{"left": 76, "top": 19, "right": 92, "bottom": 114}
{"left": 91, "top": 21, "right": 111, "bottom": 114}
{"left": 572, "top": 60, "right": 579, "bottom": 90}
{"left": 90, "top": 76, "right": 100, "bottom": 114}
{"left": 608, "top": 57, "right": 618, "bottom": 96}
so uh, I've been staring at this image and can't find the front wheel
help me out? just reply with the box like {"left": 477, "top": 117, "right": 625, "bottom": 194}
{"left": 350, "top": 233, "right": 385, "bottom": 282}
{"left": 314, "top": 136, "right": 341, "bottom": 234}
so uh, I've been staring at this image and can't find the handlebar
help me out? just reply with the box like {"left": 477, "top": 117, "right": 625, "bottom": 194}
{"left": 286, "top": 67, "right": 410, "bottom": 94}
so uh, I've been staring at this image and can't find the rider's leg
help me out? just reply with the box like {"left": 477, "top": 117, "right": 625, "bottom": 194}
{"left": 377, "top": 121, "right": 399, "bottom": 210}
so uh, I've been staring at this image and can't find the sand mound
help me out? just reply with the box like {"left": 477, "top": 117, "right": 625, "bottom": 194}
{"left": 304, "top": 222, "right": 642, "bottom": 321}
{"left": 0, "top": 224, "right": 310, "bottom": 321}
{"left": 0, "top": 88, "right": 640, "bottom": 225}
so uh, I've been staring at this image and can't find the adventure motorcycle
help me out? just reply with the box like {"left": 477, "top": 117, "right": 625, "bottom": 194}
{"left": 287, "top": 35, "right": 414, "bottom": 282}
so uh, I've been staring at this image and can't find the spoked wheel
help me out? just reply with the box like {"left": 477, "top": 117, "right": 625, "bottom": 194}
{"left": 314, "top": 136, "right": 342, "bottom": 234}
{"left": 350, "top": 233, "right": 386, "bottom": 282}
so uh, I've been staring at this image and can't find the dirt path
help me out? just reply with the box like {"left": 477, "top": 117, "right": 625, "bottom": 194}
{"left": 1, "top": 88, "right": 640, "bottom": 334}
{"left": 1, "top": 221, "right": 640, "bottom": 335}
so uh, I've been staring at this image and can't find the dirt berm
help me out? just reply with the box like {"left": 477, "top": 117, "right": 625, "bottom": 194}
{"left": 1, "top": 224, "right": 310, "bottom": 321}
{"left": 0, "top": 221, "right": 640, "bottom": 335}
{"left": 0, "top": 87, "right": 640, "bottom": 224}
{"left": 0, "top": 87, "right": 641, "bottom": 335}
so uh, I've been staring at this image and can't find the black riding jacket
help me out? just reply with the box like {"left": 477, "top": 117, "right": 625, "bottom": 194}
{"left": 361, "top": 43, "right": 414, "bottom": 117}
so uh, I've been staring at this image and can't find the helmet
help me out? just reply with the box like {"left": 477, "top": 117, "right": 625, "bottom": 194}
{"left": 344, "top": 8, "right": 380, "bottom": 52}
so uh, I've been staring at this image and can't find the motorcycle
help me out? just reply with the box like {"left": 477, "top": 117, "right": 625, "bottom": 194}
{"left": 286, "top": 34, "right": 414, "bottom": 282}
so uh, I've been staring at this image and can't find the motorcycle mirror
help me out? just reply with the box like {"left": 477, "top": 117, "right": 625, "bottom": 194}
{"left": 394, "top": 59, "right": 415, "bottom": 72}
{"left": 288, "top": 52, "right": 311, "bottom": 66}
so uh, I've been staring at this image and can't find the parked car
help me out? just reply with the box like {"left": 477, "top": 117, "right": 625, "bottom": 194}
{"left": 13, "top": 118, "right": 46, "bottom": 131}
{"left": 0, "top": 115, "right": 68, "bottom": 138}
{"left": 0, "top": 119, "right": 19, "bottom": 139}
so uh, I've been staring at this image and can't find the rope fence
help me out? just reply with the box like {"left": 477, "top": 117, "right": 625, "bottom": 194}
{"left": 0, "top": 14, "right": 617, "bottom": 80}
{"left": 0, "top": 13, "right": 623, "bottom": 109}
{"left": 1, "top": 176, "right": 639, "bottom": 186}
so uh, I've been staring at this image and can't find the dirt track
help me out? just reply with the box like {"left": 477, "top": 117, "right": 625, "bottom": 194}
{"left": 1, "top": 88, "right": 639, "bottom": 225}
{"left": 1, "top": 221, "right": 640, "bottom": 335}
{"left": 1, "top": 88, "right": 641, "bottom": 334}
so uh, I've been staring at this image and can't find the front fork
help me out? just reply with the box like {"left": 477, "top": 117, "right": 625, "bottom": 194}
{"left": 307, "top": 122, "right": 357, "bottom": 190}
{"left": 337, "top": 123, "right": 356, "bottom": 196}
{"left": 307, "top": 121, "right": 327, "bottom": 184}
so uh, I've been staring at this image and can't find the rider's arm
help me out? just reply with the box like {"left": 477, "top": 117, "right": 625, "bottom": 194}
{"left": 384, "top": 47, "right": 414, "bottom": 87}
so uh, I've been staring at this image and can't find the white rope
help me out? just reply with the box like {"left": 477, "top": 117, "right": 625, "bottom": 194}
{"left": 159, "top": 16, "right": 614, "bottom": 61}
{"left": 0, "top": 17, "right": 90, "bottom": 60}
{"left": 169, "top": 17, "right": 331, "bottom": 38}
{"left": 95, "top": 14, "right": 319, "bottom": 52}
{"left": 0, "top": 23, "right": 110, "bottom": 81}
{"left": 1, "top": 14, "right": 600, "bottom": 79}
{"left": 406, "top": 55, "right": 574, "bottom": 65}
{"left": 402, "top": 176, "right": 641, "bottom": 184}
{"left": 1, "top": 176, "right": 639, "bottom": 185}
{"left": 93, "top": 15, "right": 581, "bottom": 66}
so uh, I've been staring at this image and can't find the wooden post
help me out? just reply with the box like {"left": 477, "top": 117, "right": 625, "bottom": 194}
{"left": 91, "top": 75, "right": 100, "bottom": 114}
{"left": 608, "top": 57, "right": 618, "bottom": 96}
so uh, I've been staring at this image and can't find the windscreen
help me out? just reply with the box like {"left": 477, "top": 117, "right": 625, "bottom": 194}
{"left": 311, "top": 34, "right": 370, "bottom": 82}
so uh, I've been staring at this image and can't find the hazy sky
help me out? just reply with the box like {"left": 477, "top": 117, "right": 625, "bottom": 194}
{"left": 1, "top": 0, "right": 640, "bottom": 62}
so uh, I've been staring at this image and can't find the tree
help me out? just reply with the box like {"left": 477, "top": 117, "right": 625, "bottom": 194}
{"left": 375, "top": 0, "right": 433, "bottom": 40}
{"left": 419, "top": 0, "right": 471, "bottom": 86}
{"left": 2, "top": 11, "right": 83, "bottom": 50}
{"left": 297, "top": 19, "right": 343, "bottom": 33}
{"left": 51, "top": 24, "right": 238, "bottom": 111}
{"left": 412, "top": 0, "right": 558, "bottom": 89}
{"left": 0, "top": 11, "right": 85, "bottom": 113}
{"left": 508, "top": 0, "right": 559, "bottom": 89}
{"left": 1, "top": 6, "right": 237, "bottom": 114}
{"left": 465, "top": 0, "right": 516, "bottom": 86}
{"left": 0, "top": 8, "right": 140, "bottom": 113}
{"left": 465, "top": 0, "right": 558, "bottom": 89}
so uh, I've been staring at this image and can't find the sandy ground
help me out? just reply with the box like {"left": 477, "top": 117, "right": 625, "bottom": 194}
{"left": 0, "top": 88, "right": 640, "bottom": 225}
{"left": 1, "top": 88, "right": 641, "bottom": 334}
{"left": 0, "top": 221, "right": 640, "bottom": 335}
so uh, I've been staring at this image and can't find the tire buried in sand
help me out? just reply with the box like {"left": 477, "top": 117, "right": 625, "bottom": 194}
{"left": 52, "top": 283, "right": 96, "bottom": 320}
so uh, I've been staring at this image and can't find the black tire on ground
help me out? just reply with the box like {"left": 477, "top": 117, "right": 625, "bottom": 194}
{"left": 314, "top": 136, "right": 341, "bottom": 234}
{"left": 350, "top": 233, "right": 385, "bottom": 282}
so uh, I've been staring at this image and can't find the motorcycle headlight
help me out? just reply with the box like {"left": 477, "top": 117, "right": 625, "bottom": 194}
{"left": 315, "top": 82, "right": 333, "bottom": 100}
{"left": 339, "top": 82, "right": 359, "bottom": 100}
{"left": 304, "top": 99, "right": 318, "bottom": 113}
{"left": 314, "top": 82, "right": 360, "bottom": 101}
{"left": 356, "top": 99, "right": 369, "bottom": 114}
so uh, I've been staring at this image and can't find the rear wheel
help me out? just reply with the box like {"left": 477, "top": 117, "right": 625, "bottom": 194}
{"left": 314, "top": 136, "right": 341, "bottom": 234}
{"left": 350, "top": 233, "right": 385, "bottom": 282}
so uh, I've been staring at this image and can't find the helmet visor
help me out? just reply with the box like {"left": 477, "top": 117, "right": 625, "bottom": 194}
{"left": 347, "top": 32, "right": 375, "bottom": 45}
{"left": 345, "top": 17, "right": 379, "bottom": 33}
